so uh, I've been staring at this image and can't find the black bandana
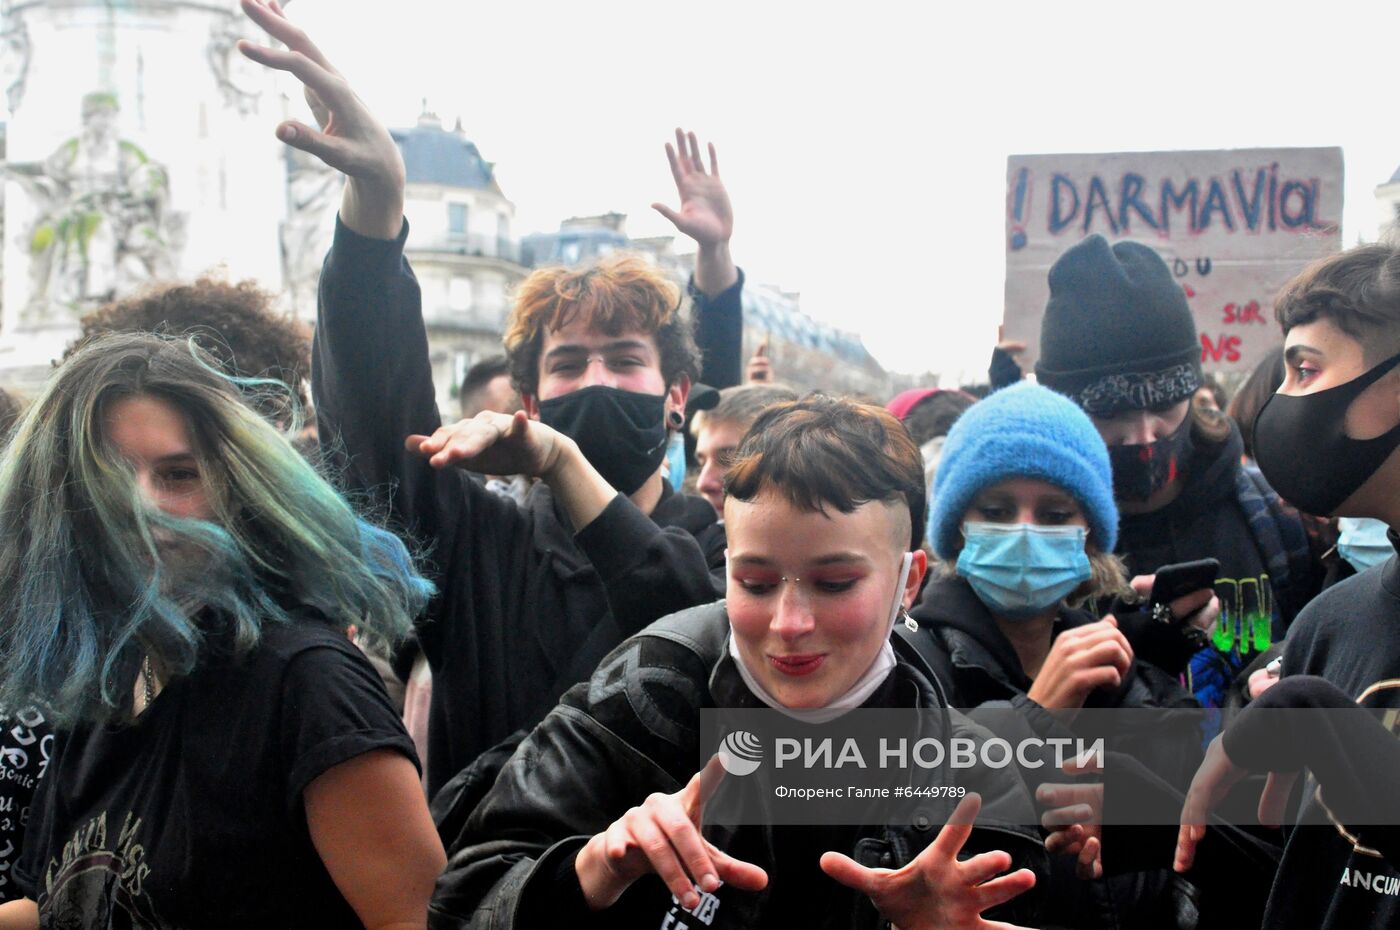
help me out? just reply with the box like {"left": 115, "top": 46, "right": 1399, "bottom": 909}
{"left": 1075, "top": 363, "right": 1201, "bottom": 418}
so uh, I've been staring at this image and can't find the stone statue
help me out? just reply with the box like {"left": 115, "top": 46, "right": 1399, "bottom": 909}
{"left": 3, "top": 92, "right": 185, "bottom": 324}
{"left": 0, "top": 13, "right": 31, "bottom": 115}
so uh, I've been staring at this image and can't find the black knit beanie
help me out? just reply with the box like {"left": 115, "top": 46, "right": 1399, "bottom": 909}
{"left": 1034, "top": 234, "right": 1201, "bottom": 416}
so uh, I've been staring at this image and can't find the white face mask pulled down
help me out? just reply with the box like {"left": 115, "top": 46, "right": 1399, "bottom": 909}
{"left": 728, "top": 552, "right": 914, "bottom": 724}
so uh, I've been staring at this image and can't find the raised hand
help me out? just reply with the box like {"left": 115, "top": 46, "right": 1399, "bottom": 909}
{"left": 652, "top": 128, "right": 733, "bottom": 248}
{"left": 1026, "top": 618, "right": 1133, "bottom": 713}
{"left": 236, "top": 0, "right": 404, "bottom": 238}
{"left": 820, "top": 793, "right": 1038, "bottom": 930}
{"left": 652, "top": 129, "right": 737, "bottom": 296}
{"left": 406, "top": 410, "right": 563, "bottom": 481}
{"left": 746, "top": 338, "right": 772, "bottom": 384}
{"left": 574, "top": 756, "right": 768, "bottom": 911}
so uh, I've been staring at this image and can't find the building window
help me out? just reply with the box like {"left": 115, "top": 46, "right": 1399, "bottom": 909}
{"left": 495, "top": 213, "right": 511, "bottom": 259}
{"left": 449, "top": 276, "right": 473, "bottom": 310}
{"left": 453, "top": 351, "right": 473, "bottom": 397}
{"left": 448, "top": 203, "right": 468, "bottom": 236}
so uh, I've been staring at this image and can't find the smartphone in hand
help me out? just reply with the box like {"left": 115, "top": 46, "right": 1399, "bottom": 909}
{"left": 1149, "top": 558, "right": 1220, "bottom": 626}
{"left": 1146, "top": 558, "right": 1220, "bottom": 651}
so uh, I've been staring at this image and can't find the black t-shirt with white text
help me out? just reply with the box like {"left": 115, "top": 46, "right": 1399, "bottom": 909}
{"left": 0, "top": 707, "right": 51, "bottom": 904}
{"left": 13, "top": 621, "right": 415, "bottom": 929}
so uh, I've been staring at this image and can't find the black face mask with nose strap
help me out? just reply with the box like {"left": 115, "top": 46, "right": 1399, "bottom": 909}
{"left": 1252, "top": 350, "right": 1400, "bottom": 516}
{"left": 538, "top": 384, "right": 670, "bottom": 495}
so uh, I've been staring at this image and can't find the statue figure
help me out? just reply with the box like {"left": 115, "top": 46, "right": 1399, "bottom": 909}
{"left": 1, "top": 13, "right": 31, "bottom": 114}
{"left": 4, "top": 92, "right": 186, "bottom": 325}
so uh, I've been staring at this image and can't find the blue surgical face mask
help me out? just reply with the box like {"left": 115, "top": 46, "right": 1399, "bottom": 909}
{"left": 1338, "top": 517, "right": 1394, "bottom": 573}
{"left": 956, "top": 522, "right": 1092, "bottom": 619}
{"left": 664, "top": 431, "right": 687, "bottom": 492}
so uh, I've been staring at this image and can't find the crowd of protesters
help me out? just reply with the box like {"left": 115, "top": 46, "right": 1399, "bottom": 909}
{"left": 0, "top": 1, "right": 1396, "bottom": 928}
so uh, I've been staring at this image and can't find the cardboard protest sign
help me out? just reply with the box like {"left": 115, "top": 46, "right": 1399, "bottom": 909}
{"left": 1004, "top": 148, "right": 1343, "bottom": 375}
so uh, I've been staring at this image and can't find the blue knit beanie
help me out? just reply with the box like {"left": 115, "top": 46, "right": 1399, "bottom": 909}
{"left": 928, "top": 382, "right": 1118, "bottom": 559}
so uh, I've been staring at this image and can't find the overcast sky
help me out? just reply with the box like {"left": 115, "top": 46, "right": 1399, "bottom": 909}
{"left": 280, "top": 0, "right": 1396, "bottom": 383}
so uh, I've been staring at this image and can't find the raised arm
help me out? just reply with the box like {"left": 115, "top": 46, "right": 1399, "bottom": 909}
{"left": 238, "top": 0, "right": 533, "bottom": 674}
{"left": 237, "top": 0, "right": 403, "bottom": 239}
{"left": 652, "top": 129, "right": 744, "bottom": 389}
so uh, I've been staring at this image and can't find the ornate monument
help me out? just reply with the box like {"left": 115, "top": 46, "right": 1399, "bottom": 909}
{"left": 5, "top": 91, "right": 184, "bottom": 321}
{"left": 0, "top": 0, "right": 283, "bottom": 386}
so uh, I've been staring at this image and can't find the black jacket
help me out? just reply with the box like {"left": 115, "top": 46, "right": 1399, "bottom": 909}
{"left": 430, "top": 602, "right": 1048, "bottom": 929}
{"left": 313, "top": 218, "right": 728, "bottom": 794}
{"left": 909, "top": 574, "right": 1202, "bottom": 929}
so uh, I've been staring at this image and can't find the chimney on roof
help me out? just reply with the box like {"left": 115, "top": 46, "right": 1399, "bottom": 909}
{"left": 417, "top": 98, "right": 441, "bottom": 128}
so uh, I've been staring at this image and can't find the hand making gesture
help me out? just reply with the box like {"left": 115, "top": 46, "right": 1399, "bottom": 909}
{"left": 237, "top": 0, "right": 405, "bottom": 239}
{"left": 1026, "top": 618, "right": 1133, "bottom": 713}
{"left": 406, "top": 411, "right": 565, "bottom": 481}
{"left": 574, "top": 756, "right": 768, "bottom": 911}
{"left": 1174, "top": 735, "right": 1297, "bottom": 873}
{"left": 653, "top": 128, "right": 738, "bottom": 295}
{"left": 1038, "top": 755, "right": 1106, "bottom": 881}
{"left": 821, "top": 793, "right": 1039, "bottom": 930}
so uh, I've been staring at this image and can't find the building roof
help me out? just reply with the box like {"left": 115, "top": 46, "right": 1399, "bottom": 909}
{"left": 1390, "top": 163, "right": 1400, "bottom": 185}
{"left": 391, "top": 113, "right": 500, "bottom": 192}
{"left": 742, "top": 287, "right": 874, "bottom": 365}
{"left": 520, "top": 227, "right": 630, "bottom": 267}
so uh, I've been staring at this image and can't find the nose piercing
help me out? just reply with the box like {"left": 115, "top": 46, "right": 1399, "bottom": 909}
{"left": 781, "top": 576, "right": 801, "bottom": 583}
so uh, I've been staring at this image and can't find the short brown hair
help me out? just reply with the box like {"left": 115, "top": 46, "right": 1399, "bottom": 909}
{"left": 691, "top": 383, "right": 800, "bottom": 435}
{"left": 70, "top": 276, "right": 311, "bottom": 400}
{"left": 503, "top": 253, "right": 700, "bottom": 398}
{"left": 902, "top": 391, "right": 975, "bottom": 446}
{"left": 725, "top": 394, "right": 925, "bottom": 550}
{"left": 1274, "top": 243, "right": 1400, "bottom": 365}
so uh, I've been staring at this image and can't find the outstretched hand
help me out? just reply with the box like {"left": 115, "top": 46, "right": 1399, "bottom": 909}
{"left": 575, "top": 756, "right": 768, "bottom": 912}
{"left": 820, "top": 793, "right": 1038, "bottom": 930}
{"left": 1175, "top": 735, "right": 1298, "bottom": 873}
{"left": 237, "top": 0, "right": 404, "bottom": 237}
{"left": 652, "top": 128, "right": 733, "bottom": 249}
{"left": 406, "top": 410, "right": 565, "bottom": 481}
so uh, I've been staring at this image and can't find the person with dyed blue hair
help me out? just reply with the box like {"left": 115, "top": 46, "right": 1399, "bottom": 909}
{"left": 0, "top": 333, "right": 445, "bottom": 929}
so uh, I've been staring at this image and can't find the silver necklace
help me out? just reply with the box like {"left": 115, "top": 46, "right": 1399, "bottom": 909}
{"left": 141, "top": 655, "right": 156, "bottom": 708}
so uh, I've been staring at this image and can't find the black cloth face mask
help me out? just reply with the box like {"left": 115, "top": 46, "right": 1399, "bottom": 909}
{"left": 1108, "top": 414, "right": 1194, "bottom": 503}
{"left": 537, "top": 385, "right": 670, "bottom": 495}
{"left": 1252, "top": 350, "right": 1400, "bottom": 516}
